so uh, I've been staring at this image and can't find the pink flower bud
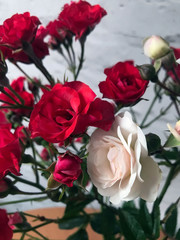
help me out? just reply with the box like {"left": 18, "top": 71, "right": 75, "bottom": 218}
{"left": 53, "top": 152, "right": 82, "bottom": 187}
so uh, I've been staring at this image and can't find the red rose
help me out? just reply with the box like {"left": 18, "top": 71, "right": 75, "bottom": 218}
{"left": 1, "top": 12, "right": 41, "bottom": 49}
{"left": 99, "top": 61, "right": 149, "bottom": 104}
{"left": 58, "top": 0, "right": 107, "bottom": 39}
{"left": 46, "top": 19, "right": 68, "bottom": 43}
{"left": 0, "top": 209, "right": 13, "bottom": 240}
{"left": 40, "top": 148, "right": 54, "bottom": 161}
{"left": 0, "top": 110, "right": 9, "bottom": 127}
{"left": 0, "top": 26, "right": 49, "bottom": 64}
{"left": 29, "top": 81, "right": 114, "bottom": 143}
{"left": 0, "top": 124, "right": 22, "bottom": 179}
{"left": 0, "top": 76, "right": 34, "bottom": 116}
{"left": 167, "top": 47, "right": 180, "bottom": 83}
{"left": 53, "top": 152, "right": 82, "bottom": 187}
{"left": 0, "top": 178, "right": 9, "bottom": 193}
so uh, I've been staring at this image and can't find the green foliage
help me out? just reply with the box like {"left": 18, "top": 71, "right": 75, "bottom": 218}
{"left": 58, "top": 215, "right": 88, "bottom": 230}
{"left": 146, "top": 133, "right": 161, "bottom": 154}
{"left": 90, "top": 207, "right": 120, "bottom": 238}
{"left": 67, "top": 229, "right": 88, "bottom": 240}
{"left": 138, "top": 199, "right": 153, "bottom": 236}
{"left": 152, "top": 200, "right": 160, "bottom": 239}
{"left": 164, "top": 204, "right": 178, "bottom": 237}
{"left": 118, "top": 209, "right": 146, "bottom": 240}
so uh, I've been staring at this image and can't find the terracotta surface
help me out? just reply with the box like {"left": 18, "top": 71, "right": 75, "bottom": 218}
{"left": 13, "top": 207, "right": 102, "bottom": 240}
{"left": 13, "top": 207, "right": 168, "bottom": 240}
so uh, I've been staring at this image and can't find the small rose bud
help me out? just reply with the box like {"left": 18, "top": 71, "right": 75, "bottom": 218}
{"left": 137, "top": 64, "right": 158, "bottom": 82}
{"left": 53, "top": 152, "right": 82, "bottom": 187}
{"left": 40, "top": 148, "right": 53, "bottom": 161}
{"left": 167, "top": 120, "right": 180, "bottom": 141}
{"left": 8, "top": 212, "right": 23, "bottom": 226}
{"left": 143, "top": 35, "right": 170, "bottom": 60}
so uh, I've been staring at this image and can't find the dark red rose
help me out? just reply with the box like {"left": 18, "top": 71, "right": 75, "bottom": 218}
{"left": 0, "top": 26, "right": 49, "bottom": 64}
{"left": 1, "top": 12, "right": 41, "bottom": 49}
{"left": 46, "top": 19, "right": 68, "bottom": 43}
{"left": 58, "top": 0, "right": 107, "bottom": 39}
{"left": 99, "top": 61, "right": 149, "bottom": 104}
{"left": 0, "top": 178, "right": 9, "bottom": 193}
{"left": 53, "top": 152, "right": 82, "bottom": 187}
{"left": 0, "top": 209, "right": 13, "bottom": 240}
{"left": 0, "top": 76, "right": 34, "bottom": 116}
{"left": 167, "top": 47, "right": 180, "bottom": 83}
{"left": 29, "top": 81, "right": 114, "bottom": 143}
{"left": 40, "top": 148, "right": 54, "bottom": 161}
{"left": 0, "top": 124, "right": 22, "bottom": 179}
{"left": 0, "top": 110, "right": 9, "bottom": 127}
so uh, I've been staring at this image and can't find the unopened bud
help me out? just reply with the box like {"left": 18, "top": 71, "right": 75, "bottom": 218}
{"left": 137, "top": 64, "right": 158, "bottom": 82}
{"left": 143, "top": 35, "right": 170, "bottom": 60}
{"left": 161, "top": 49, "right": 176, "bottom": 70}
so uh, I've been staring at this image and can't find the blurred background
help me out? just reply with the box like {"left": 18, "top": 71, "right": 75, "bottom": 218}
{"left": 0, "top": 0, "right": 179, "bottom": 221}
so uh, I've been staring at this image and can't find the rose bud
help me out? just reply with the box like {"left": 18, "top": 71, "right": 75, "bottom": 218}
{"left": 137, "top": 64, "right": 158, "bottom": 82}
{"left": 143, "top": 35, "right": 170, "bottom": 60}
{"left": 40, "top": 148, "right": 54, "bottom": 161}
{"left": 0, "top": 209, "right": 13, "bottom": 240}
{"left": 53, "top": 152, "right": 82, "bottom": 187}
{"left": 8, "top": 212, "right": 23, "bottom": 228}
{"left": 167, "top": 120, "right": 180, "bottom": 141}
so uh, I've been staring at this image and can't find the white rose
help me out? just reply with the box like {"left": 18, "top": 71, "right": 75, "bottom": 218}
{"left": 143, "top": 35, "right": 170, "bottom": 60}
{"left": 87, "top": 111, "right": 161, "bottom": 204}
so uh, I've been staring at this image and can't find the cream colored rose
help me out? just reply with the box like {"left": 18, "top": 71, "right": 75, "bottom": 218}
{"left": 143, "top": 35, "right": 170, "bottom": 60}
{"left": 87, "top": 112, "right": 161, "bottom": 204}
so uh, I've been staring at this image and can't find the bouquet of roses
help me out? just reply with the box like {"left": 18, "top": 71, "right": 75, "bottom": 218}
{"left": 0, "top": 1, "right": 179, "bottom": 240}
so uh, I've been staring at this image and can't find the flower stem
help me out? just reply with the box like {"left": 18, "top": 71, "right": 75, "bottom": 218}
{"left": 142, "top": 102, "right": 173, "bottom": 128}
{"left": 8, "top": 85, "right": 25, "bottom": 105}
{"left": 22, "top": 42, "right": 55, "bottom": 86}
{"left": 74, "top": 40, "right": 85, "bottom": 80}
{"left": 13, "top": 220, "right": 54, "bottom": 233}
{"left": 9, "top": 174, "right": 45, "bottom": 191}
{"left": 157, "top": 164, "right": 179, "bottom": 204}
{"left": 140, "top": 86, "right": 161, "bottom": 127}
{"left": 0, "top": 196, "right": 48, "bottom": 206}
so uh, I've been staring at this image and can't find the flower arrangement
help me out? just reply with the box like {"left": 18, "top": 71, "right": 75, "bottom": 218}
{"left": 0, "top": 1, "right": 179, "bottom": 240}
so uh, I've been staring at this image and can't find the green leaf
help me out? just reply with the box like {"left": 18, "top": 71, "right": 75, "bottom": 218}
{"left": 64, "top": 197, "right": 93, "bottom": 218}
{"left": 164, "top": 134, "right": 180, "bottom": 148}
{"left": 118, "top": 210, "right": 146, "bottom": 240}
{"left": 139, "top": 199, "right": 153, "bottom": 235}
{"left": 90, "top": 208, "right": 121, "bottom": 237}
{"left": 58, "top": 215, "right": 87, "bottom": 230}
{"left": 175, "top": 228, "right": 180, "bottom": 240}
{"left": 154, "top": 59, "right": 162, "bottom": 72}
{"left": 152, "top": 200, "right": 160, "bottom": 239}
{"left": 90, "top": 213, "right": 102, "bottom": 234}
{"left": 21, "top": 154, "right": 34, "bottom": 163}
{"left": 122, "top": 200, "right": 139, "bottom": 217}
{"left": 146, "top": 133, "right": 161, "bottom": 154}
{"left": 67, "top": 229, "right": 88, "bottom": 240}
{"left": 164, "top": 204, "right": 177, "bottom": 237}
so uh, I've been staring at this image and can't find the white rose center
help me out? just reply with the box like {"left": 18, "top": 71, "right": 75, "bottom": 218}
{"left": 107, "top": 144, "right": 132, "bottom": 180}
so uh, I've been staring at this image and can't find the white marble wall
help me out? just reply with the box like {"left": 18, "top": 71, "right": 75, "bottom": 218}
{"left": 0, "top": 0, "right": 179, "bottom": 223}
